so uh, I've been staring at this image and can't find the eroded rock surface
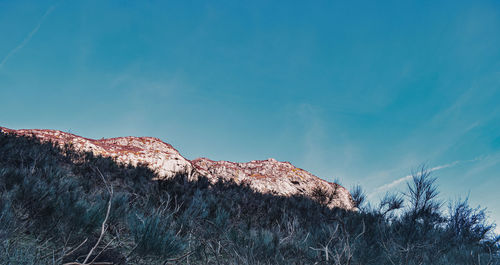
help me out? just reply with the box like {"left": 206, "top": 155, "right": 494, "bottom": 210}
{"left": 192, "top": 157, "right": 353, "bottom": 209}
{"left": 0, "top": 127, "right": 195, "bottom": 180}
{"left": 0, "top": 127, "right": 354, "bottom": 210}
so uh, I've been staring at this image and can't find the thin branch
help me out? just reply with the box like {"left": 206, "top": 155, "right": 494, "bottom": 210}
{"left": 55, "top": 238, "right": 88, "bottom": 263}
{"left": 63, "top": 262, "right": 113, "bottom": 265}
{"left": 89, "top": 238, "right": 115, "bottom": 264}
{"left": 82, "top": 168, "right": 113, "bottom": 264}
{"left": 162, "top": 250, "right": 195, "bottom": 264}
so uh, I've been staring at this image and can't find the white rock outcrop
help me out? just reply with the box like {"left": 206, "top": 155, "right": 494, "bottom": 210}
{"left": 0, "top": 127, "right": 195, "bottom": 180}
{"left": 0, "top": 127, "right": 354, "bottom": 210}
{"left": 192, "top": 158, "right": 353, "bottom": 209}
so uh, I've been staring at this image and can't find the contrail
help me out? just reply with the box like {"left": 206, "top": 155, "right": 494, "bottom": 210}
{"left": 368, "top": 157, "right": 482, "bottom": 198}
{"left": 0, "top": 4, "right": 56, "bottom": 68}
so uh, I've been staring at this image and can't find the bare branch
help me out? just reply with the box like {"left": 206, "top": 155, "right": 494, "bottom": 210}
{"left": 82, "top": 167, "right": 113, "bottom": 264}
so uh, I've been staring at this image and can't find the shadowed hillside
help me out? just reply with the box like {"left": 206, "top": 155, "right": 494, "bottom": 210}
{"left": 0, "top": 126, "right": 354, "bottom": 211}
{"left": 0, "top": 132, "right": 499, "bottom": 264}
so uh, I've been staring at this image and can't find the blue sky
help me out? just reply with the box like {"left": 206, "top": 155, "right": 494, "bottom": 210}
{"left": 1, "top": 0, "right": 499, "bottom": 229}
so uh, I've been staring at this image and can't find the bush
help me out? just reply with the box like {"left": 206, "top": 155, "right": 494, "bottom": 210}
{"left": 128, "top": 209, "right": 185, "bottom": 258}
{"left": 0, "top": 132, "right": 498, "bottom": 264}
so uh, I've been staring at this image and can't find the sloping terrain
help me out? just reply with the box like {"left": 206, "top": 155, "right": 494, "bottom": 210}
{"left": 0, "top": 128, "right": 498, "bottom": 265}
{"left": 0, "top": 126, "right": 353, "bottom": 210}
{"left": 0, "top": 129, "right": 360, "bottom": 264}
{"left": 192, "top": 157, "right": 352, "bottom": 209}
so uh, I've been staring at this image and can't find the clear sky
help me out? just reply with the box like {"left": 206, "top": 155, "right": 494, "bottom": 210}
{"left": 1, "top": 0, "right": 499, "bottom": 230}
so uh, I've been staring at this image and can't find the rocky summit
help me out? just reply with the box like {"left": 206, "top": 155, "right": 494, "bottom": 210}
{"left": 0, "top": 126, "right": 354, "bottom": 210}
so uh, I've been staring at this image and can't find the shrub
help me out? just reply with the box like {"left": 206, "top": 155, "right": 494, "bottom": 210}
{"left": 0, "top": 132, "right": 498, "bottom": 264}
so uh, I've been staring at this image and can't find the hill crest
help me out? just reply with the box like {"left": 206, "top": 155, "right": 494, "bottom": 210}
{"left": 0, "top": 126, "right": 354, "bottom": 210}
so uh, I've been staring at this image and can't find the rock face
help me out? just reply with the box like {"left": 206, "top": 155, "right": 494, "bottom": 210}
{"left": 192, "top": 158, "right": 353, "bottom": 209}
{"left": 0, "top": 127, "right": 354, "bottom": 210}
{"left": 0, "top": 127, "right": 195, "bottom": 180}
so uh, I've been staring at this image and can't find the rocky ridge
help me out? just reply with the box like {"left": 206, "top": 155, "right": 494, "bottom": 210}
{"left": 0, "top": 127, "right": 354, "bottom": 210}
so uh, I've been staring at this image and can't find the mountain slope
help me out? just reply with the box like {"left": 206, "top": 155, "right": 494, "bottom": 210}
{"left": 0, "top": 126, "right": 354, "bottom": 210}
{"left": 0, "top": 127, "right": 498, "bottom": 265}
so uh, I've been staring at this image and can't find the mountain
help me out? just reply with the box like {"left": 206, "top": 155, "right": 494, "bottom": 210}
{"left": 1, "top": 126, "right": 498, "bottom": 264}
{"left": 0, "top": 126, "right": 354, "bottom": 210}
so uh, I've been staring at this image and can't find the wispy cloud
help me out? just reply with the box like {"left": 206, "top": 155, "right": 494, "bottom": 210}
{"left": 368, "top": 158, "right": 483, "bottom": 198}
{"left": 296, "top": 104, "right": 328, "bottom": 171}
{"left": 0, "top": 4, "right": 57, "bottom": 68}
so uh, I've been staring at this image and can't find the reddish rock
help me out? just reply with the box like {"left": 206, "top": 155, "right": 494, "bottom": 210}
{"left": 0, "top": 126, "right": 354, "bottom": 210}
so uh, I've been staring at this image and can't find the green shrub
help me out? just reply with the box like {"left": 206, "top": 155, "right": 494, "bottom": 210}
{"left": 128, "top": 209, "right": 185, "bottom": 258}
{"left": 0, "top": 132, "right": 498, "bottom": 264}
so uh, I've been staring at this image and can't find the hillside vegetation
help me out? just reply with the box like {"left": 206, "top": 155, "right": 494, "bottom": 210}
{"left": 0, "top": 132, "right": 499, "bottom": 264}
